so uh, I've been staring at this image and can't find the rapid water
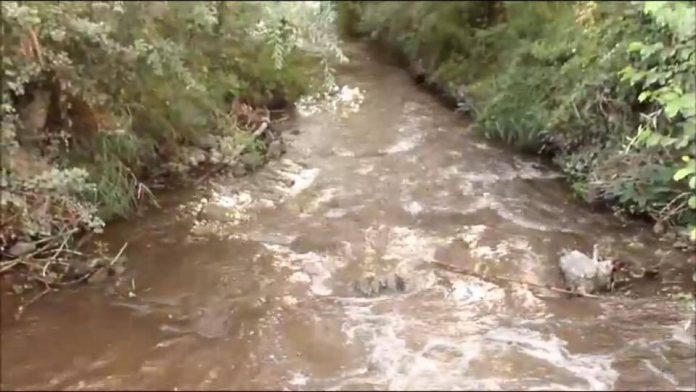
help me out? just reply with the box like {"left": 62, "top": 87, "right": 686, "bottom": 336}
{"left": 1, "top": 40, "right": 694, "bottom": 391}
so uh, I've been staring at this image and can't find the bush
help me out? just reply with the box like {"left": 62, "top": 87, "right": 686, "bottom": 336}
{"left": 1, "top": 2, "right": 344, "bottom": 263}
{"left": 341, "top": 1, "right": 695, "bottom": 240}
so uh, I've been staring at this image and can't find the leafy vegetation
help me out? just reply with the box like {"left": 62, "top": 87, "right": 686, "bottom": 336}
{"left": 340, "top": 1, "right": 695, "bottom": 241}
{"left": 1, "top": 1, "right": 343, "bottom": 280}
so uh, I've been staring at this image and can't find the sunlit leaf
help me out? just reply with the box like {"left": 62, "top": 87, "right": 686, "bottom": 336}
{"left": 674, "top": 162, "right": 696, "bottom": 181}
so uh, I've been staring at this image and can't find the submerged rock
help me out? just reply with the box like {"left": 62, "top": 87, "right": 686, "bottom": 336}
{"left": 408, "top": 58, "right": 426, "bottom": 83}
{"left": 559, "top": 245, "right": 613, "bottom": 295}
{"left": 267, "top": 140, "right": 284, "bottom": 160}
{"left": 353, "top": 273, "right": 406, "bottom": 298}
{"left": 197, "top": 203, "right": 238, "bottom": 223}
{"left": 8, "top": 241, "right": 36, "bottom": 258}
{"left": 232, "top": 162, "right": 247, "bottom": 177}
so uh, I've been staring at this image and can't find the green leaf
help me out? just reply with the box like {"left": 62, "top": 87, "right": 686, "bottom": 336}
{"left": 644, "top": 1, "right": 666, "bottom": 14}
{"left": 660, "top": 136, "right": 677, "bottom": 147}
{"left": 638, "top": 91, "right": 651, "bottom": 102}
{"left": 664, "top": 96, "right": 683, "bottom": 119}
{"left": 674, "top": 162, "right": 696, "bottom": 181}
{"left": 689, "top": 176, "right": 695, "bottom": 189}
{"left": 646, "top": 133, "right": 663, "bottom": 147}
{"left": 628, "top": 41, "right": 644, "bottom": 52}
{"left": 688, "top": 196, "right": 696, "bottom": 209}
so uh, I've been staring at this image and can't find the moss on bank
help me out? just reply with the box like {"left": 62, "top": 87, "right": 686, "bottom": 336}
{"left": 338, "top": 1, "right": 695, "bottom": 242}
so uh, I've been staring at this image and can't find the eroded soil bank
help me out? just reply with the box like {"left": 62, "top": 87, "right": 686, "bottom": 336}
{"left": 1, "top": 40, "right": 694, "bottom": 391}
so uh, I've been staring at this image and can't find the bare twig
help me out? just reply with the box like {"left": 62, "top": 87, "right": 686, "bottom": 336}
{"left": 42, "top": 231, "right": 73, "bottom": 276}
{"left": 431, "top": 260, "right": 601, "bottom": 299}
{"left": 29, "top": 28, "right": 44, "bottom": 67}
{"left": 109, "top": 242, "right": 128, "bottom": 266}
{"left": 0, "top": 260, "right": 20, "bottom": 274}
{"left": 15, "top": 286, "right": 51, "bottom": 320}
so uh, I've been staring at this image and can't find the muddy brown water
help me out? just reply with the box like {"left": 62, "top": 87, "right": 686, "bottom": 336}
{"left": 1, "top": 41, "right": 694, "bottom": 391}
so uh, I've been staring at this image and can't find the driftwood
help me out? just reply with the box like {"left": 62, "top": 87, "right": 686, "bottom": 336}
{"left": 431, "top": 260, "right": 601, "bottom": 299}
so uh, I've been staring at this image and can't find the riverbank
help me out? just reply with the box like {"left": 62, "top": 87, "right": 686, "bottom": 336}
{"left": 336, "top": 1, "right": 696, "bottom": 246}
{"left": 1, "top": 2, "right": 345, "bottom": 295}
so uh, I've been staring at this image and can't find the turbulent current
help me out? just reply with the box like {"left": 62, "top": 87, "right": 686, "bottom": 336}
{"left": 1, "top": 41, "right": 694, "bottom": 391}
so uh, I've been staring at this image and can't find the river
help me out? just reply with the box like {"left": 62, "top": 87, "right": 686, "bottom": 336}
{"left": 1, "top": 40, "right": 694, "bottom": 391}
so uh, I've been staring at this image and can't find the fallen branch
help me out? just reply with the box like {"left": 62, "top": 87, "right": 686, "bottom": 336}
{"left": 431, "top": 260, "right": 601, "bottom": 299}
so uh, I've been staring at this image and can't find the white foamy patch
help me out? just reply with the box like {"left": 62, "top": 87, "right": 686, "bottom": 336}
{"left": 284, "top": 168, "right": 320, "bottom": 196}
{"left": 457, "top": 225, "right": 487, "bottom": 247}
{"left": 288, "top": 372, "right": 309, "bottom": 386}
{"left": 325, "top": 209, "right": 348, "bottom": 219}
{"left": 471, "top": 142, "right": 491, "bottom": 150}
{"left": 508, "top": 284, "right": 547, "bottom": 313}
{"left": 296, "top": 84, "right": 365, "bottom": 117}
{"left": 300, "top": 187, "right": 340, "bottom": 217}
{"left": 216, "top": 191, "right": 251, "bottom": 209}
{"left": 483, "top": 327, "right": 618, "bottom": 390}
{"left": 496, "top": 207, "right": 579, "bottom": 234}
{"left": 469, "top": 236, "right": 533, "bottom": 262}
{"left": 288, "top": 271, "right": 312, "bottom": 284}
{"left": 448, "top": 278, "right": 506, "bottom": 306}
{"left": 263, "top": 243, "right": 337, "bottom": 296}
{"left": 332, "top": 147, "right": 355, "bottom": 157}
{"left": 355, "top": 163, "right": 375, "bottom": 175}
{"left": 380, "top": 134, "right": 422, "bottom": 154}
{"left": 403, "top": 201, "right": 423, "bottom": 216}
{"left": 378, "top": 226, "right": 450, "bottom": 276}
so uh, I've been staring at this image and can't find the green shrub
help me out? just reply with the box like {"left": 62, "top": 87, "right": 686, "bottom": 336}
{"left": 1, "top": 1, "right": 344, "bottom": 247}
{"left": 342, "top": 0, "right": 695, "bottom": 238}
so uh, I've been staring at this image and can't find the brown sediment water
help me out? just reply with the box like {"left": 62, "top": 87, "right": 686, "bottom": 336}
{"left": 1, "top": 40, "right": 694, "bottom": 391}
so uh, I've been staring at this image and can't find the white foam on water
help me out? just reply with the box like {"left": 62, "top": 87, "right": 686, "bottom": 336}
{"left": 284, "top": 168, "right": 320, "bottom": 196}
{"left": 355, "top": 163, "right": 375, "bottom": 175}
{"left": 288, "top": 372, "right": 309, "bottom": 386}
{"left": 332, "top": 147, "right": 355, "bottom": 157}
{"left": 296, "top": 84, "right": 365, "bottom": 117}
{"left": 263, "top": 243, "right": 336, "bottom": 296}
{"left": 457, "top": 225, "right": 487, "bottom": 248}
{"left": 325, "top": 208, "right": 348, "bottom": 219}
{"left": 380, "top": 134, "right": 422, "bottom": 154}
{"left": 381, "top": 226, "right": 450, "bottom": 273}
{"left": 403, "top": 200, "right": 423, "bottom": 216}
{"left": 448, "top": 278, "right": 506, "bottom": 305}
{"left": 483, "top": 327, "right": 619, "bottom": 390}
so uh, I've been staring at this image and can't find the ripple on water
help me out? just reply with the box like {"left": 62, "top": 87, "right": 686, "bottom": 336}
{"left": 380, "top": 134, "right": 423, "bottom": 154}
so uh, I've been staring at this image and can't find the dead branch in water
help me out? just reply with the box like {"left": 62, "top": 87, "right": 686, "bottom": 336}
{"left": 15, "top": 284, "right": 51, "bottom": 320}
{"left": 109, "top": 242, "right": 128, "bottom": 266}
{"left": 431, "top": 260, "right": 601, "bottom": 299}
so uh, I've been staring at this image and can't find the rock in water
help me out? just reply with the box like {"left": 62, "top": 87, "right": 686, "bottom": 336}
{"left": 197, "top": 203, "right": 237, "bottom": 223}
{"left": 559, "top": 246, "right": 613, "bottom": 295}
{"left": 408, "top": 59, "right": 426, "bottom": 83}
{"left": 267, "top": 140, "right": 284, "bottom": 160}
{"left": 8, "top": 241, "right": 36, "bottom": 257}
{"left": 353, "top": 273, "right": 406, "bottom": 298}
